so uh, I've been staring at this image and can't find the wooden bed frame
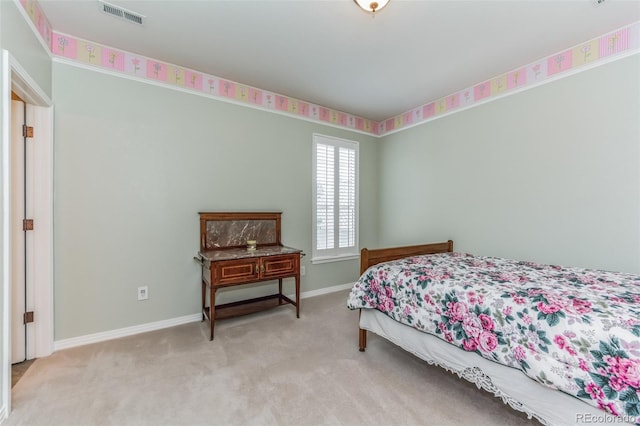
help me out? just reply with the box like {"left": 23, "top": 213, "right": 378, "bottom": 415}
{"left": 354, "top": 239, "right": 631, "bottom": 424}
{"left": 358, "top": 240, "right": 454, "bottom": 351}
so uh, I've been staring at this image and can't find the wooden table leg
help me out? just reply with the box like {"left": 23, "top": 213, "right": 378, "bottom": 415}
{"left": 278, "top": 278, "right": 283, "bottom": 305}
{"left": 209, "top": 287, "right": 216, "bottom": 341}
{"left": 201, "top": 279, "right": 206, "bottom": 321}
{"left": 295, "top": 273, "right": 300, "bottom": 318}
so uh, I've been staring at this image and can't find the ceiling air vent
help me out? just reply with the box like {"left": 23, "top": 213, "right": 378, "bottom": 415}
{"left": 99, "top": 1, "right": 145, "bottom": 25}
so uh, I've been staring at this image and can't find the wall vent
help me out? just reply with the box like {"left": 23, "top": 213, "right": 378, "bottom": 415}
{"left": 99, "top": 1, "right": 145, "bottom": 25}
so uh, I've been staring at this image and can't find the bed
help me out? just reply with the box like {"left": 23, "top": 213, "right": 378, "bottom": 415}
{"left": 347, "top": 241, "right": 640, "bottom": 425}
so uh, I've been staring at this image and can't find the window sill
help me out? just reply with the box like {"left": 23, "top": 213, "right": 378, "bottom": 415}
{"left": 311, "top": 254, "right": 360, "bottom": 265}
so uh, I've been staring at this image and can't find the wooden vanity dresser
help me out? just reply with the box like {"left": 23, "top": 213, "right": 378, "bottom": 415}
{"left": 195, "top": 212, "right": 303, "bottom": 340}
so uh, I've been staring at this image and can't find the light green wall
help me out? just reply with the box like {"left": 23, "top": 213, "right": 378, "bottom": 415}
{"left": 42, "top": 26, "right": 640, "bottom": 339}
{"left": 52, "top": 54, "right": 640, "bottom": 340}
{"left": 0, "top": 0, "right": 51, "bottom": 98}
{"left": 378, "top": 55, "right": 640, "bottom": 273}
{"left": 52, "top": 62, "right": 378, "bottom": 340}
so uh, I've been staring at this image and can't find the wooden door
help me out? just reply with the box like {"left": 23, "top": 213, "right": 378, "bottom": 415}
{"left": 10, "top": 98, "right": 36, "bottom": 363}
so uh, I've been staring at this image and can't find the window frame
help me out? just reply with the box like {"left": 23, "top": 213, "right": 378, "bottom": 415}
{"left": 311, "top": 133, "right": 360, "bottom": 264}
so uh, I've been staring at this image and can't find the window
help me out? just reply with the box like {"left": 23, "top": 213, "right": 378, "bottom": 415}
{"left": 312, "top": 134, "right": 359, "bottom": 263}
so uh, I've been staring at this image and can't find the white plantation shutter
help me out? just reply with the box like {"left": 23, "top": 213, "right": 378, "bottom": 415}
{"left": 338, "top": 147, "right": 356, "bottom": 248}
{"left": 316, "top": 143, "right": 334, "bottom": 250}
{"left": 312, "top": 134, "right": 359, "bottom": 261}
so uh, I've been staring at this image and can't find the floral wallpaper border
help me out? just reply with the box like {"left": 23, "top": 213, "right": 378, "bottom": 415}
{"left": 18, "top": 0, "right": 53, "bottom": 51}
{"left": 15, "top": 0, "right": 640, "bottom": 138}
{"left": 380, "top": 22, "right": 640, "bottom": 136}
{"left": 49, "top": 30, "right": 379, "bottom": 135}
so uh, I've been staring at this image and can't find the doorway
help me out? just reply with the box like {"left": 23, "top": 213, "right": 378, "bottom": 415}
{"left": 1, "top": 50, "right": 53, "bottom": 417}
{"left": 10, "top": 91, "right": 42, "bottom": 391}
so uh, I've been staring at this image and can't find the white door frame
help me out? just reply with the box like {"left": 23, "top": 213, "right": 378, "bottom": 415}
{"left": 1, "top": 50, "right": 53, "bottom": 417}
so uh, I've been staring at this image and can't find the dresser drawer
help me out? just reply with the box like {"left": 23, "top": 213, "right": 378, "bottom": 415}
{"left": 214, "top": 258, "right": 260, "bottom": 285}
{"left": 261, "top": 254, "right": 298, "bottom": 279}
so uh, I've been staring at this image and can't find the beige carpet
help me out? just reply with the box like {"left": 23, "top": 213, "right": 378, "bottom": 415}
{"left": 7, "top": 290, "right": 538, "bottom": 425}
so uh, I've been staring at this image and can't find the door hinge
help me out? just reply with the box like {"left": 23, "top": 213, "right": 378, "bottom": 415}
{"left": 23, "top": 219, "right": 34, "bottom": 231}
{"left": 23, "top": 311, "right": 34, "bottom": 324}
{"left": 23, "top": 125, "right": 34, "bottom": 138}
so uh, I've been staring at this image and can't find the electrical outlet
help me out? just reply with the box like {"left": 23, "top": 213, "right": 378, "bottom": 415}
{"left": 137, "top": 286, "right": 149, "bottom": 301}
{"left": 301, "top": 266, "right": 306, "bottom": 276}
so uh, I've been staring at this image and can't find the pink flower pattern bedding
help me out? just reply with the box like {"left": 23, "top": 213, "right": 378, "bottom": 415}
{"left": 347, "top": 252, "right": 640, "bottom": 422}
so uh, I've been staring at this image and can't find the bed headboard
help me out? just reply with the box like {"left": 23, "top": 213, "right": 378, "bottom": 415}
{"left": 360, "top": 240, "right": 454, "bottom": 275}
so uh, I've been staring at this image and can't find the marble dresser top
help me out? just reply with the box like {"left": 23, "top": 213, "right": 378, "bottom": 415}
{"left": 198, "top": 245, "right": 303, "bottom": 262}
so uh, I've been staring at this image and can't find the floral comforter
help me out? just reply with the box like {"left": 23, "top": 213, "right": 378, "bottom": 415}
{"left": 347, "top": 252, "right": 640, "bottom": 422}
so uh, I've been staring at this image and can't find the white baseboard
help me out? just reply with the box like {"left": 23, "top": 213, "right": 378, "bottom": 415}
{"left": 53, "top": 282, "right": 355, "bottom": 352}
{"left": 296, "top": 282, "right": 354, "bottom": 299}
{"left": 53, "top": 313, "right": 202, "bottom": 352}
{"left": 0, "top": 404, "right": 7, "bottom": 423}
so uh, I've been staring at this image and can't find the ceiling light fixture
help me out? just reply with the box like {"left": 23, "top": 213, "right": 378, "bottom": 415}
{"left": 354, "top": 0, "right": 390, "bottom": 14}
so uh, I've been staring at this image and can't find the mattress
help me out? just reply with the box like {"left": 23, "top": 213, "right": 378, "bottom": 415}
{"left": 360, "top": 308, "right": 634, "bottom": 425}
{"left": 348, "top": 252, "right": 640, "bottom": 423}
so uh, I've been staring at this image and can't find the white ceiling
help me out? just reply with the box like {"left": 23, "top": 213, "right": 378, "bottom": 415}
{"left": 40, "top": 0, "right": 640, "bottom": 122}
